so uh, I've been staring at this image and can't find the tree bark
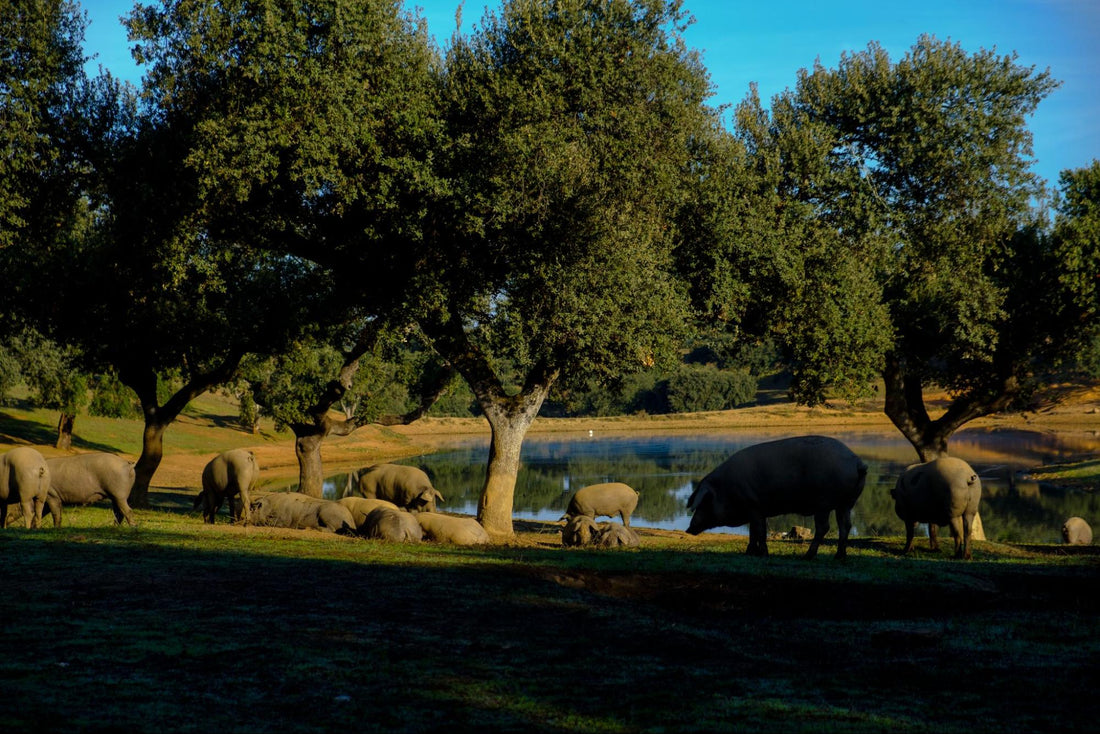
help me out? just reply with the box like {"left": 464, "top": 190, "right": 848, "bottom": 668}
{"left": 132, "top": 419, "right": 169, "bottom": 506}
{"left": 294, "top": 427, "right": 328, "bottom": 497}
{"left": 55, "top": 412, "right": 75, "bottom": 450}
{"left": 419, "top": 309, "right": 559, "bottom": 538}
{"left": 122, "top": 353, "right": 244, "bottom": 507}
{"left": 477, "top": 392, "right": 547, "bottom": 536}
{"left": 284, "top": 341, "right": 455, "bottom": 498}
{"left": 882, "top": 354, "right": 1018, "bottom": 462}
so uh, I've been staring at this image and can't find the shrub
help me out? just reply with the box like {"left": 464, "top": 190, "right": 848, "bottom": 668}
{"left": 661, "top": 364, "right": 757, "bottom": 413}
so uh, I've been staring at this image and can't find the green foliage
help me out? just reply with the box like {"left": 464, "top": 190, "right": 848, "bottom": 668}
{"left": 241, "top": 343, "right": 345, "bottom": 431}
{"left": 661, "top": 364, "right": 756, "bottom": 413}
{"left": 428, "top": 0, "right": 714, "bottom": 400}
{"left": 129, "top": 0, "right": 443, "bottom": 315}
{"left": 731, "top": 35, "right": 1078, "bottom": 420}
{"left": 88, "top": 370, "right": 141, "bottom": 419}
{"left": 0, "top": 0, "right": 86, "bottom": 248}
{"left": 0, "top": 345, "right": 20, "bottom": 403}
{"left": 4, "top": 329, "right": 88, "bottom": 415}
{"left": 236, "top": 390, "right": 261, "bottom": 433}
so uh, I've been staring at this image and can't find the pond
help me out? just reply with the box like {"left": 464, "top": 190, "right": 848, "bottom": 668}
{"left": 298, "top": 427, "right": 1100, "bottom": 544}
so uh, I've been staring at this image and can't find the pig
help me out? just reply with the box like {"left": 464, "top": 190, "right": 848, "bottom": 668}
{"left": 561, "top": 514, "right": 602, "bottom": 547}
{"left": 563, "top": 482, "right": 639, "bottom": 526}
{"left": 360, "top": 506, "right": 423, "bottom": 543}
{"left": 338, "top": 496, "right": 400, "bottom": 530}
{"left": 891, "top": 457, "right": 982, "bottom": 560}
{"left": 357, "top": 463, "right": 443, "bottom": 512}
{"left": 415, "top": 511, "right": 490, "bottom": 545}
{"left": 594, "top": 522, "right": 640, "bottom": 548}
{"left": 0, "top": 446, "right": 51, "bottom": 529}
{"left": 196, "top": 449, "right": 259, "bottom": 524}
{"left": 686, "top": 435, "right": 868, "bottom": 559}
{"left": 45, "top": 452, "right": 136, "bottom": 526}
{"left": 248, "top": 492, "right": 355, "bottom": 534}
{"left": 1061, "top": 516, "right": 1092, "bottom": 545}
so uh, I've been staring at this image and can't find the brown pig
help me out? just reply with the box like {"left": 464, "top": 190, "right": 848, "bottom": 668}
{"left": 892, "top": 457, "right": 982, "bottom": 560}
{"left": 564, "top": 482, "right": 639, "bottom": 527}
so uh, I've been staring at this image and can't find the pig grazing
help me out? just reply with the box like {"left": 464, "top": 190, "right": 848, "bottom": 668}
{"left": 361, "top": 507, "right": 423, "bottom": 543}
{"left": 594, "top": 522, "right": 640, "bottom": 548}
{"left": 1061, "top": 516, "right": 1092, "bottom": 545}
{"left": 0, "top": 447, "right": 51, "bottom": 529}
{"left": 891, "top": 457, "right": 982, "bottom": 560}
{"left": 357, "top": 464, "right": 443, "bottom": 512}
{"left": 564, "top": 482, "right": 639, "bottom": 526}
{"left": 197, "top": 449, "right": 259, "bottom": 524}
{"left": 562, "top": 517, "right": 639, "bottom": 548}
{"left": 45, "top": 453, "right": 136, "bottom": 527}
{"left": 415, "top": 512, "right": 490, "bottom": 545}
{"left": 249, "top": 492, "right": 355, "bottom": 534}
{"left": 687, "top": 435, "right": 867, "bottom": 559}
{"left": 561, "top": 515, "right": 601, "bottom": 547}
{"left": 338, "top": 496, "right": 400, "bottom": 530}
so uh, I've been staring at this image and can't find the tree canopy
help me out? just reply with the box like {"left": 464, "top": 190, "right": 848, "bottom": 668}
{"left": 411, "top": 0, "right": 716, "bottom": 533}
{"left": 731, "top": 35, "right": 1084, "bottom": 459}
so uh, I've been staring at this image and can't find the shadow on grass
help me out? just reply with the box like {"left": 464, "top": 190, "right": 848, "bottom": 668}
{"left": 3, "top": 517, "right": 1097, "bottom": 733}
{"left": 0, "top": 410, "right": 128, "bottom": 454}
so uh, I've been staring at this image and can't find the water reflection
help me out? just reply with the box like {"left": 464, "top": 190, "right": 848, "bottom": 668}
{"left": 298, "top": 428, "right": 1100, "bottom": 544}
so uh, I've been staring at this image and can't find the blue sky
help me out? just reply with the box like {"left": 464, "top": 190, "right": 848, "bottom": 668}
{"left": 81, "top": 0, "right": 1098, "bottom": 188}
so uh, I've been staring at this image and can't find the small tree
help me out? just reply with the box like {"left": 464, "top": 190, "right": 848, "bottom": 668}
{"left": 242, "top": 328, "right": 455, "bottom": 496}
{"left": 10, "top": 330, "right": 89, "bottom": 449}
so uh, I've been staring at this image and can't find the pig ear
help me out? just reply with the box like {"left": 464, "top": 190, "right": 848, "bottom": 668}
{"left": 687, "top": 484, "right": 712, "bottom": 511}
{"left": 433, "top": 489, "right": 444, "bottom": 503}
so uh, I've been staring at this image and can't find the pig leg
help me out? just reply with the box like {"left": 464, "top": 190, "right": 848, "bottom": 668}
{"left": 834, "top": 507, "right": 853, "bottom": 559}
{"left": 47, "top": 492, "right": 64, "bottom": 528}
{"left": 949, "top": 515, "right": 971, "bottom": 559}
{"left": 112, "top": 497, "right": 136, "bottom": 526}
{"left": 239, "top": 487, "right": 252, "bottom": 524}
{"left": 927, "top": 523, "right": 941, "bottom": 551}
{"left": 902, "top": 521, "right": 918, "bottom": 555}
{"left": 19, "top": 498, "right": 36, "bottom": 528}
{"left": 746, "top": 517, "right": 768, "bottom": 556}
{"left": 804, "top": 510, "right": 830, "bottom": 560}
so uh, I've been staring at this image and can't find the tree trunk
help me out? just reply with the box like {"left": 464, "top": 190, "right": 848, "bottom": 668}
{"left": 55, "top": 413, "right": 75, "bottom": 451}
{"left": 293, "top": 427, "right": 327, "bottom": 497}
{"left": 882, "top": 354, "right": 991, "bottom": 461}
{"left": 131, "top": 419, "right": 168, "bottom": 508}
{"left": 477, "top": 387, "right": 551, "bottom": 537}
{"left": 882, "top": 354, "right": 1020, "bottom": 542}
{"left": 121, "top": 353, "right": 244, "bottom": 508}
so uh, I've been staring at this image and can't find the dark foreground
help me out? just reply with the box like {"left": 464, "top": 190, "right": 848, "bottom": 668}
{"left": 2, "top": 504, "right": 1098, "bottom": 734}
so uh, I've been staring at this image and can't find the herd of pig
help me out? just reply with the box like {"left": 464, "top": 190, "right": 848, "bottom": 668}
{"left": 0, "top": 435, "right": 1094, "bottom": 554}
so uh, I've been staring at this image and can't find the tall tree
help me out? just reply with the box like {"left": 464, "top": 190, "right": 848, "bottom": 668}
{"left": 734, "top": 36, "right": 1089, "bottom": 461}
{"left": 121, "top": 0, "right": 446, "bottom": 496}
{"left": 419, "top": 0, "right": 714, "bottom": 534}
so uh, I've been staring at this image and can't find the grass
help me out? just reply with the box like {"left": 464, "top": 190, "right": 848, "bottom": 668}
{"left": 1, "top": 501, "right": 1098, "bottom": 734}
{"left": 2, "top": 390, "right": 1100, "bottom": 732}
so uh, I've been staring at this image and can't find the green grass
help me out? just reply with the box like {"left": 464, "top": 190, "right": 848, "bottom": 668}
{"left": 2, "top": 392, "right": 1099, "bottom": 732}
{"left": 1, "top": 502, "right": 1097, "bottom": 734}
{"left": 1029, "top": 458, "right": 1100, "bottom": 487}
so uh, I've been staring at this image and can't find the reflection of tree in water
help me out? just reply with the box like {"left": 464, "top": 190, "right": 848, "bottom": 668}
{"left": 312, "top": 437, "right": 1093, "bottom": 542}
